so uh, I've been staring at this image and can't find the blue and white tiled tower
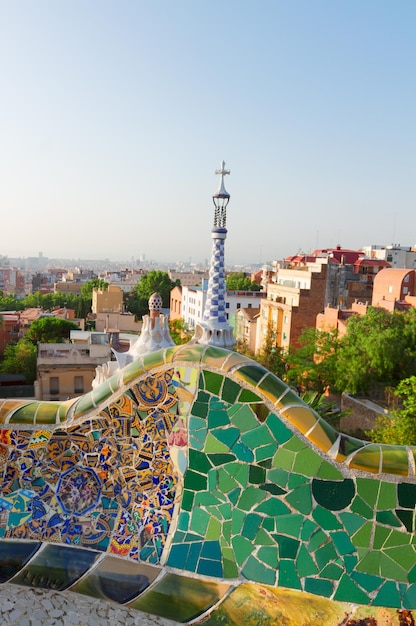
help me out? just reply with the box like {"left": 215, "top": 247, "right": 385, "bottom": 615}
{"left": 194, "top": 161, "right": 235, "bottom": 349}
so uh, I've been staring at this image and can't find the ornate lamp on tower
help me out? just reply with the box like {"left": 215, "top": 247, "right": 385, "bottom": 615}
{"left": 193, "top": 161, "right": 235, "bottom": 349}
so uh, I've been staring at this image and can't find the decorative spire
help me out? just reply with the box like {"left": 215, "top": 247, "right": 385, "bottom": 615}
{"left": 193, "top": 161, "right": 235, "bottom": 349}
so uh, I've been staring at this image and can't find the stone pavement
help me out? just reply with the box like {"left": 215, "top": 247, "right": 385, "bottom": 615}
{"left": 0, "top": 584, "right": 178, "bottom": 626}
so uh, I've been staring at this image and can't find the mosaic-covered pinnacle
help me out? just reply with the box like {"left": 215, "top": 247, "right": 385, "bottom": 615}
{"left": 212, "top": 160, "right": 230, "bottom": 229}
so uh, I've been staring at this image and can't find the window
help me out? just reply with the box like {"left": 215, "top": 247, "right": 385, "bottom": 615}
{"left": 225, "top": 303, "right": 230, "bottom": 309}
{"left": 236, "top": 303, "right": 241, "bottom": 309}
{"left": 50, "top": 377, "right": 59, "bottom": 395}
{"left": 248, "top": 303, "right": 252, "bottom": 308}
{"left": 74, "top": 375, "right": 84, "bottom": 394}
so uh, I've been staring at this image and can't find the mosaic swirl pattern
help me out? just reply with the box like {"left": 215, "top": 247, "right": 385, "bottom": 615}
{"left": 1, "top": 344, "right": 416, "bottom": 623}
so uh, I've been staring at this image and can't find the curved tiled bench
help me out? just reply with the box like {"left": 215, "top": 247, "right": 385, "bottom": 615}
{"left": 0, "top": 344, "right": 415, "bottom": 623}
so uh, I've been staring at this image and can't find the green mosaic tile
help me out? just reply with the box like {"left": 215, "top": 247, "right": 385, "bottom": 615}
{"left": 242, "top": 513, "right": 262, "bottom": 540}
{"left": 356, "top": 550, "right": 381, "bottom": 575}
{"left": 273, "top": 535, "right": 300, "bottom": 559}
{"left": 207, "top": 453, "right": 236, "bottom": 466}
{"left": 296, "top": 545, "right": 319, "bottom": 577}
{"left": 218, "top": 468, "right": 239, "bottom": 492}
{"left": 142, "top": 349, "right": 167, "bottom": 369}
{"left": 381, "top": 446, "right": 409, "bottom": 476}
{"left": 228, "top": 488, "right": 241, "bottom": 505}
{"left": 315, "top": 461, "right": 343, "bottom": 480}
{"left": 242, "top": 555, "right": 276, "bottom": 585}
{"left": 373, "top": 581, "right": 402, "bottom": 607}
{"left": 333, "top": 574, "right": 370, "bottom": 604}
{"left": 229, "top": 405, "right": 258, "bottom": 432}
{"left": 339, "top": 512, "right": 366, "bottom": 536}
{"left": 172, "top": 345, "right": 205, "bottom": 364}
{"left": 58, "top": 401, "right": 72, "bottom": 421}
{"left": 194, "top": 491, "right": 224, "bottom": 507}
{"left": 330, "top": 532, "right": 356, "bottom": 555}
{"left": 255, "top": 442, "right": 278, "bottom": 463}
{"left": 384, "top": 530, "right": 412, "bottom": 548}
{"left": 275, "top": 387, "right": 305, "bottom": 408}
{"left": 249, "top": 465, "right": 266, "bottom": 484}
{"left": 315, "top": 542, "right": 337, "bottom": 569}
{"left": 376, "top": 510, "right": 402, "bottom": 527}
{"left": 203, "top": 371, "right": 223, "bottom": 395}
{"left": 308, "top": 529, "right": 329, "bottom": 552}
{"left": 348, "top": 445, "right": 382, "bottom": 473}
{"left": 293, "top": 448, "right": 324, "bottom": 477}
{"left": 231, "top": 441, "right": 254, "bottom": 462}
{"left": 240, "top": 424, "right": 274, "bottom": 449}
{"left": 271, "top": 447, "right": 295, "bottom": 471}
{"left": 208, "top": 409, "right": 230, "bottom": 429}
{"left": 256, "top": 373, "right": 288, "bottom": 404}
{"left": 281, "top": 405, "right": 319, "bottom": 436}
{"left": 266, "top": 413, "right": 293, "bottom": 444}
{"left": 233, "top": 365, "right": 267, "bottom": 387}
{"left": 321, "top": 563, "right": 343, "bottom": 580}
{"left": 404, "top": 583, "right": 416, "bottom": 609}
{"left": 190, "top": 507, "right": 210, "bottom": 535}
{"left": 232, "top": 535, "right": 254, "bottom": 566}
{"left": 267, "top": 468, "right": 289, "bottom": 489}
{"left": 35, "top": 402, "right": 61, "bottom": 424}
{"left": 259, "top": 483, "right": 286, "bottom": 496}
{"left": 231, "top": 509, "right": 245, "bottom": 535}
{"left": 237, "top": 388, "right": 262, "bottom": 403}
{"left": 202, "top": 346, "right": 234, "bottom": 369}
{"left": 379, "top": 552, "right": 408, "bottom": 581}
{"left": 204, "top": 432, "right": 230, "bottom": 453}
{"left": 122, "top": 359, "right": 145, "bottom": 384}
{"left": 189, "top": 449, "right": 213, "bottom": 474}
{"left": 184, "top": 469, "right": 207, "bottom": 491}
{"left": 91, "top": 380, "right": 114, "bottom": 406}
{"left": 274, "top": 514, "right": 304, "bottom": 538}
{"left": 238, "top": 486, "right": 267, "bottom": 510}
{"left": 221, "top": 378, "right": 241, "bottom": 404}
{"left": 278, "top": 559, "right": 302, "bottom": 590}
{"left": 9, "top": 402, "right": 37, "bottom": 423}
{"left": 72, "top": 392, "right": 95, "bottom": 417}
{"left": 312, "top": 479, "right": 355, "bottom": 511}
{"left": 384, "top": 545, "right": 416, "bottom": 571}
{"left": 129, "top": 573, "right": 229, "bottom": 621}
{"left": 284, "top": 436, "right": 308, "bottom": 452}
{"left": 308, "top": 419, "right": 339, "bottom": 453}
{"left": 287, "top": 473, "right": 309, "bottom": 489}
{"left": 255, "top": 496, "right": 292, "bottom": 518}
{"left": 352, "top": 522, "right": 372, "bottom": 548}
{"left": 313, "top": 507, "right": 342, "bottom": 531}
{"left": 224, "top": 462, "right": 249, "bottom": 487}
{"left": 212, "top": 427, "right": 240, "bottom": 449}
{"left": 335, "top": 434, "right": 367, "bottom": 461}
{"left": 398, "top": 482, "right": 416, "bottom": 509}
{"left": 192, "top": 401, "right": 209, "bottom": 419}
{"left": 257, "top": 546, "right": 279, "bottom": 568}
{"left": 356, "top": 477, "right": 380, "bottom": 508}
{"left": 396, "top": 509, "right": 413, "bottom": 532}
{"left": 254, "top": 528, "right": 275, "bottom": 546}
{"left": 375, "top": 481, "right": 396, "bottom": 510}
{"left": 286, "top": 483, "right": 312, "bottom": 515}
{"left": 178, "top": 512, "right": 190, "bottom": 531}
{"left": 223, "top": 558, "right": 238, "bottom": 578}
{"left": 304, "top": 577, "right": 334, "bottom": 597}
{"left": 373, "top": 525, "right": 391, "bottom": 549}
{"left": 350, "top": 571, "right": 383, "bottom": 592}
{"left": 350, "top": 495, "right": 374, "bottom": 519}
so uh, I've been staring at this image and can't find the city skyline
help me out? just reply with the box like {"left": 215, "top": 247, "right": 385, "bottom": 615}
{"left": 1, "top": 1, "right": 415, "bottom": 265}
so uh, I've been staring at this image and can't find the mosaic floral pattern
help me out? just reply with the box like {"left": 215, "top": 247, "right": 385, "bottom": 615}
{"left": 1, "top": 344, "right": 416, "bottom": 623}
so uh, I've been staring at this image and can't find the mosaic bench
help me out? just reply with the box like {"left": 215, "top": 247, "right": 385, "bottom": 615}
{"left": 0, "top": 343, "right": 415, "bottom": 624}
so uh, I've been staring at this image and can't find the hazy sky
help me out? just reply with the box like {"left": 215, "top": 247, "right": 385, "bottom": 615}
{"left": 1, "top": 1, "right": 415, "bottom": 265}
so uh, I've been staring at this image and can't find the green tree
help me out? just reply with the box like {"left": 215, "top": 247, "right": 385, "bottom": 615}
{"left": 369, "top": 376, "right": 416, "bottom": 445}
{"left": 128, "top": 271, "right": 179, "bottom": 318}
{"left": 256, "top": 322, "right": 287, "bottom": 379}
{"left": 1, "top": 340, "right": 37, "bottom": 383}
{"left": 286, "top": 327, "right": 339, "bottom": 394}
{"left": 25, "top": 317, "right": 78, "bottom": 344}
{"left": 226, "top": 272, "right": 261, "bottom": 291}
{"left": 335, "top": 307, "right": 416, "bottom": 394}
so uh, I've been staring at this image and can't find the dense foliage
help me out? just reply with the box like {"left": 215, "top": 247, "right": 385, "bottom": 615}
{"left": 369, "top": 376, "right": 416, "bottom": 446}
{"left": 226, "top": 272, "right": 261, "bottom": 292}
{"left": 126, "top": 271, "right": 179, "bottom": 319}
